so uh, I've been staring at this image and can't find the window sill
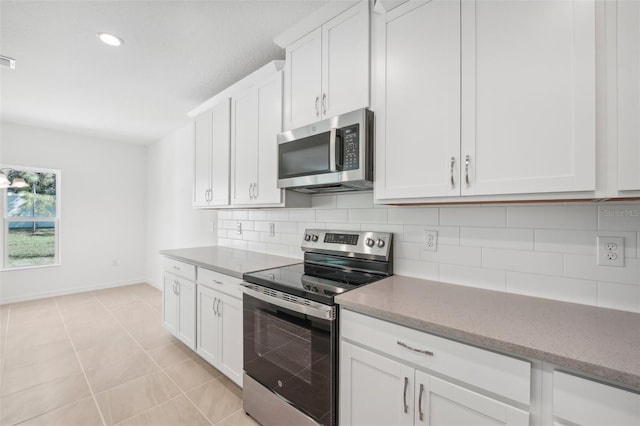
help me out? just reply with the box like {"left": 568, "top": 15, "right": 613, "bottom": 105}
{"left": 1, "top": 263, "right": 61, "bottom": 272}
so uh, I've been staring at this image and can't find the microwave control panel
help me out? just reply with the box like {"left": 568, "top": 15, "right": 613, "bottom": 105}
{"left": 342, "top": 124, "right": 359, "bottom": 170}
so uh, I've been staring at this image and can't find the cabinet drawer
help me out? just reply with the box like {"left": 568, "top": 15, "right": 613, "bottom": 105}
{"left": 341, "top": 309, "right": 531, "bottom": 406}
{"left": 163, "top": 258, "right": 196, "bottom": 281}
{"left": 553, "top": 371, "right": 640, "bottom": 425}
{"left": 197, "top": 267, "right": 243, "bottom": 299}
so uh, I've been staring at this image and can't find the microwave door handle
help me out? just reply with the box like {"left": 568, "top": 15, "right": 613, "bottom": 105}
{"left": 329, "top": 128, "right": 338, "bottom": 172}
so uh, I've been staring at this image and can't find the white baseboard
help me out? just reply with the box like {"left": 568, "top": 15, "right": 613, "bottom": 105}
{"left": 0, "top": 278, "right": 150, "bottom": 305}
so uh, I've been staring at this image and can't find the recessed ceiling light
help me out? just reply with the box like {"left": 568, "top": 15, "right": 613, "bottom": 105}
{"left": 97, "top": 32, "right": 124, "bottom": 47}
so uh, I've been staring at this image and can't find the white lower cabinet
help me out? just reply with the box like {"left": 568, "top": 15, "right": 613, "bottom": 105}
{"left": 196, "top": 269, "right": 243, "bottom": 387}
{"left": 162, "top": 273, "right": 196, "bottom": 349}
{"left": 552, "top": 370, "right": 640, "bottom": 426}
{"left": 340, "top": 309, "right": 531, "bottom": 426}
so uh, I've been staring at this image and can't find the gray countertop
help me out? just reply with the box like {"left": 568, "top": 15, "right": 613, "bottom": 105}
{"left": 160, "top": 246, "right": 300, "bottom": 279}
{"left": 336, "top": 275, "right": 640, "bottom": 391}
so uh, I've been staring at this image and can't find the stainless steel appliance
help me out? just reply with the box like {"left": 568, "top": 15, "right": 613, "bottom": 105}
{"left": 241, "top": 229, "right": 393, "bottom": 426}
{"left": 277, "top": 108, "right": 374, "bottom": 193}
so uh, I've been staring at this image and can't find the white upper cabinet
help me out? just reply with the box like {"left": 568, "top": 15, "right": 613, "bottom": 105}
{"left": 616, "top": 0, "right": 640, "bottom": 192}
{"left": 282, "top": 1, "right": 369, "bottom": 130}
{"left": 375, "top": 0, "right": 597, "bottom": 203}
{"left": 231, "top": 71, "right": 287, "bottom": 206}
{"left": 375, "top": 0, "right": 461, "bottom": 200}
{"left": 193, "top": 100, "right": 230, "bottom": 208}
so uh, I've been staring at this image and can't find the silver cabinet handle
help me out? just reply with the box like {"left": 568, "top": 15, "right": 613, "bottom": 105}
{"left": 216, "top": 299, "right": 222, "bottom": 317}
{"left": 174, "top": 281, "right": 180, "bottom": 295}
{"left": 322, "top": 93, "right": 327, "bottom": 115}
{"left": 315, "top": 96, "right": 320, "bottom": 117}
{"left": 403, "top": 377, "right": 409, "bottom": 414}
{"left": 397, "top": 341, "right": 434, "bottom": 356}
{"left": 173, "top": 266, "right": 180, "bottom": 271}
{"left": 418, "top": 383, "right": 425, "bottom": 421}
{"left": 254, "top": 182, "right": 258, "bottom": 200}
{"left": 248, "top": 183, "right": 252, "bottom": 200}
{"left": 450, "top": 157, "right": 456, "bottom": 188}
{"left": 465, "top": 155, "right": 470, "bottom": 186}
{"left": 213, "top": 280, "right": 224, "bottom": 285}
{"left": 213, "top": 297, "right": 218, "bottom": 315}
{"left": 207, "top": 189, "right": 212, "bottom": 202}
{"left": 212, "top": 298, "right": 216, "bottom": 314}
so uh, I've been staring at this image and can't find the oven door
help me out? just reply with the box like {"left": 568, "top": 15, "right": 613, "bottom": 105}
{"left": 242, "top": 289, "right": 336, "bottom": 426}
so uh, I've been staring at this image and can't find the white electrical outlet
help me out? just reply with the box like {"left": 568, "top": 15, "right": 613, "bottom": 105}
{"left": 424, "top": 230, "right": 438, "bottom": 252}
{"left": 597, "top": 236, "right": 624, "bottom": 267}
{"left": 269, "top": 223, "right": 275, "bottom": 237}
{"left": 210, "top": 221, "right": 215, "bottom": 232}
{"left": 236, "top": 222, "right": 242, "bottom": 235}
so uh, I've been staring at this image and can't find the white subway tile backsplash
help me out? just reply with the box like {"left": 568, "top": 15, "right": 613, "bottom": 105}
{"left": 535, "top": 230, "right": 637, "bottom": 257}
{"left": 232, "top": 210, "right": 249, "bottom": 220}
{"left": 316, "top": 209, "right": 349, "bottom": 223}
{"left": 460, "top": 227, "right": 534, "bottom": 250}
{"left": 266, "top": 210, "right": 289, "bottom": 221}
{"left": 483, "top": 248, "right": 563, "bottom": 275}
{"left": 348, "top": 208, "right": 388, "bottom": 224}
{"left": 440, "top": 206, "right": 506, "bottom": 227}
{"left": 598, "top": 204, "right": 640, "bottom": 231}
{"left": 312, "top": 194, "right": 337, "bottom": 208}
{"left": 564, "top": 255, "right": 640, "bottom": 285}
{"left": 394, "top": 242, "right": 421, "bottom": 260}
{"left": 421, "top": 245, "right": 482, "bottom": 267}
{"left": 248, "top": 210, "right": 267, "bottom": 221}
{"left": 506, "top": 272, "right": 598, "bottom": 305}
{"left": 288, "top": 209, "right": 316, "bottom": 222}
{"left": 394, "top": 259, "right": 439, "bottom": 281}
{"left": 213, "top": 193, "right": 639, "bottom": 312}
{"left": 439, "top": 265, "right": 506, "bottom": 292}
{"left": 403, "top": 226, "right": 460, "bottom": 246}
{"left": 337, "top": 192, "right": 374, "bottom": 208}
{"left": 507, "top": 205, "right": 597, "bottom": 229}
{"left": 388, "top": 207, "right": 439, "bottom": 225}
{"left": 597, "top": 282, "right": 640, "bottom": 313}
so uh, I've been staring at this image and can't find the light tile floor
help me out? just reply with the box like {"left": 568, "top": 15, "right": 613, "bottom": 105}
{"left": 0, "top": 284, "right": 260, "bottom": 426}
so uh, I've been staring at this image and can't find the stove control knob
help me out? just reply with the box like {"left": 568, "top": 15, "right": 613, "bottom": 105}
{"left": 304, "top": 234, "right": 311, "bottom": 241}
{"left": 311, "top": 286, "right": 318, "bottom": 292}
{"left": 377, "top": 239, "right": 386, "bottom": 248}
{"left": 365, "top": 237, "right": 375, "bottom": 247}
{"left": 311, "top": 234, "right": 319, "bottom": 242}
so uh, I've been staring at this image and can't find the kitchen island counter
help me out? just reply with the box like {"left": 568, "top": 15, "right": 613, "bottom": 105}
{"left": 336, "top": 275, "right": 640, "bottom": 390}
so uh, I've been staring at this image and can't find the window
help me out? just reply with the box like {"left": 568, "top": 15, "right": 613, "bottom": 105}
{"left": 1, "top": 166, "right": 61, "bottom": 269}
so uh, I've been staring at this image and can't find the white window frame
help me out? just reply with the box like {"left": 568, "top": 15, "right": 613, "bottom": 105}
{"left": 1, "top": 165, "right": 62, "bottom": 271}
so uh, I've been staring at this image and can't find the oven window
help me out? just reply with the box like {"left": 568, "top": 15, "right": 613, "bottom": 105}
{"left": 243, "top": 294, "right": 335, "bottom": 426}
{"left": 279, "top": 133, "right": 330, "bottom": 179}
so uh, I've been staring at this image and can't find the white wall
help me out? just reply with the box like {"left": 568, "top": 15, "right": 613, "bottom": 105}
{"left": 217, "top": 192, "right": 640, "bottom": 313}
{"left": 145, "top": 123, "right": 217, "bottom": 288}
{"left": 0, "top": 122, "right": 147, "bottom": 303}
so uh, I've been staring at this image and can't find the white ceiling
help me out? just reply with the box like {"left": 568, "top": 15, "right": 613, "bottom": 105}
{"left": 0, "top": 0, "right": 328, "bottom": 145}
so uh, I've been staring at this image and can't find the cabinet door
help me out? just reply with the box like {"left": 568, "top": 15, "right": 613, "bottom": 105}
{"left": 374, "top": 0, "right": 461, "bottom": 201}
{"left": 196, "top": 284, "right": 220, "bottom": 367}
{"left": 617, "top": 0, "right": 640, "bottom": 191}
{"left": 460, "top": 0, "right": 596, "bottom": 196}
{"left": 210, "top": 99, "right": 231, "bottom": 206}
{"left": 231, "top": 87, "right": 259, "bottom": 205}
{"left": 321, "top": 1, "right": 370, "bottom": 119}
{"left": 284, "top": 28, "right": 322, "bottom": 130}
{"left": 415, "top": 371, "right": 529, "bottom": 426}
{"left": 176, "top": 278, "right": 196, "bottom": 349}
{"left": 254, "top": 72, "right": 283, "bottom": 205}
{"left": 193, "top": 110, "right": 212, "bottom": 207}
{"left": 218, "top": 292, "right": 243, "bottom": 387}
{"left": 162, "top": 274, "right": 178, "bottom": 335}
{"left": 340, "top": 342, "right": 414, "bottom": 426}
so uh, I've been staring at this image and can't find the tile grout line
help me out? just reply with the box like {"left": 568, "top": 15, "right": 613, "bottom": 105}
{"left": 93, "top": 289, "right": 216, "bottom": 426}
{"left": 54, "top": 295, "right": 109, "bottom": 426}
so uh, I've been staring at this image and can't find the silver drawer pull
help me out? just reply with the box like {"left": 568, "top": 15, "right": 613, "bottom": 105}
{"left": 397, "top": 341, "right": 434, "bottom": 356}
{"left": 403, "top": 377, "right": 409, "bottom": 414}
{"left": 173, "top": 266, "right": 180, "bottom": 270}
{"left": 213, "top": 280, "right": 223, "bottom": 285}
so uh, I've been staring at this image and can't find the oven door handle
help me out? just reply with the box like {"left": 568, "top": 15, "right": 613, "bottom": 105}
{"left": 329, "top": 128, "right": 337, "bottom": 172}
{"left": 240, "top": 283, "right": 335, "bottom": 321}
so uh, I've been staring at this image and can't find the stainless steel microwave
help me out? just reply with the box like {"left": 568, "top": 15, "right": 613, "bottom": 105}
{"left": 277, "top": 108, "right": 373, "bottom": 193}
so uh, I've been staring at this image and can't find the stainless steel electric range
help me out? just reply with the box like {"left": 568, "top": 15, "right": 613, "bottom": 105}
{"left": 240, "top": 229, "right": 394, "bottom": 426}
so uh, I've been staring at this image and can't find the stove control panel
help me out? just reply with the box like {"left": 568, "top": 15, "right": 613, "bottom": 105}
{"left": 301, "top": 229, "right": 393, "bottom": 261}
